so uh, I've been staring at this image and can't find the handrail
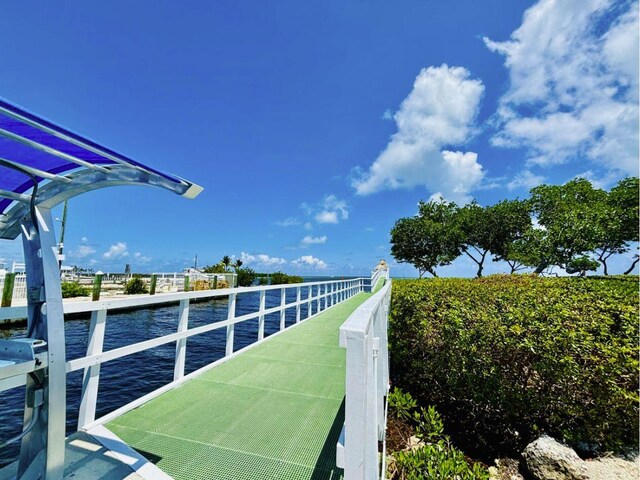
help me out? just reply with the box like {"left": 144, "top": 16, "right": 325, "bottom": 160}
{"left": 338, "top": 274, "right": 391, "bottom": 480}
{"left": 0, "top": 277, "right": 368, "bottom": 434}
{"left": 0, "top": 277, "right": 366, "bottom": 321}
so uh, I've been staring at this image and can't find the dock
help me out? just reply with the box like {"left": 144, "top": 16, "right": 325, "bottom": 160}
{"left": 107, "top": 290, "right": 376, "bottom": 480}
{"left": 0, "top": 101, "right": 390, "bottom": 480}
{"left": 1, "top": 274, "right": 389, "bottom": 480}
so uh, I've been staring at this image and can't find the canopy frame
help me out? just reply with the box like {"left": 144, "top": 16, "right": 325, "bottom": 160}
{"left": 0, "top": 99, "right": 202, "bottom": 480}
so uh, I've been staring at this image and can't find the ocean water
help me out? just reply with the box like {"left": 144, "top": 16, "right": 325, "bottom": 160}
{"left": 0, "top": 280, "right": 353, "bottom": 468}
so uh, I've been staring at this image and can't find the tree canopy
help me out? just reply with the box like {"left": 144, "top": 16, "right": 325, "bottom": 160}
{"left": 390, "top": 177, "right": 639, "bottom": 277}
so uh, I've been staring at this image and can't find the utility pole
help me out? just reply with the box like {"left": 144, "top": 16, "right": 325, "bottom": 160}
{"left": 194, "top": 253, "right": 198, "bottom": 271}
{"left": 58, "top": 200, "right": 68, "bottom": 270}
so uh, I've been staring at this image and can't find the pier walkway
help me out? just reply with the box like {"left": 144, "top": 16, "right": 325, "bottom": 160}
{"left": 104, "top": 281, "right": 383, "bottom": 480}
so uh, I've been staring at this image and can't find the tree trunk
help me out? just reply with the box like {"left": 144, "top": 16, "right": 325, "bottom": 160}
{"left": 601, "top": 260, "right": 608, "bottom": 276}
{"left": 533, "top": 263, "right": 547, "bottom": 275}
{"left": 624, "top": 257, "right": 639, "bottom": 275}
{"left": 476, "top": 251, "right": 488, "bottom": 278}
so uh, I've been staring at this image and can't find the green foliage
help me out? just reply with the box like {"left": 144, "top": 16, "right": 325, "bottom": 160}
{"left": 222, "top": 255, "right": 232, "bottom": 272}
{"left": 389, "top": 388, "right": 417, "bottom": 422}
{"left": 390, "top": 200, "right": 461, "bottom": 277}
{"left": 269, "top": 272, "right": 304, "bottom": 285}
{"left": 124, "top": 275, "right": 149, "bottom": 295}
{"left": 61, "top": 281, "right": 90, "bottom": 298}
{"left": 393, "top": 441, "right": 489, "bottom": 480}
{"left": 565, "top": 256, "right": 599, "bottom": 276}
{"left": 236, "top": 267, "right": 257, "bottom": 287}
{"left": 389, "top": 177, "right": 638, "bottom": 276}
{"left": 414, "top": 406, "right": 444, "bottom": 443}
{"left": 389, "top": 276, "right": 639, "bottom": 457}
{"left": 388, "top": 391, "right": 489, "bottom": 480}
{"left": 202, "top": 263, "right": 226, "bottom": 274}
{"left": 525, "top": 178, "right": 607, "bottom": 273}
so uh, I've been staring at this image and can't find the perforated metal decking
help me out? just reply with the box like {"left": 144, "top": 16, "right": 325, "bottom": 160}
{"left": 107, "top": 284, "right": 383, "bottom": 480}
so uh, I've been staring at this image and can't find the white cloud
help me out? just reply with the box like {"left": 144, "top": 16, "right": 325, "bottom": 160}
{"left": 103, "top": 242, "right": 128, "bottom": 260}
{"left": 292, "top": 255, "right": 328, "bottom": 270}
{"left": 275, "top": 217, "right": 300, "bottom": 227}
{"left": 485, "top": 0, "right": 639, "bottom": 176}
{"left": 304, "top": 222, "right": 313, "bottom": 231}
{"left": 301, "top": 235, "right": 327, "bottom": 245}
{"left": 303, "top": 195, "right": 349, "bottom": 224}
{"left": 133, "top": 252, "right": 152, "bottom": 263}
{"left": 507, "top": 170, "right": 545, "bottom": 191}
{"left": 240, "top": 252, "right": 287, "bottom": 266}
{"left": 69, "top": 236, "right": 96, "bottom": 259}
{"left": 352, "top": 64, "right": 486, "bottom": 203}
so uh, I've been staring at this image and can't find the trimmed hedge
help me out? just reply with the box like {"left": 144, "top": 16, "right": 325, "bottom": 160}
{"left": 389, "top": 275, "right": 639, "bottom": 458}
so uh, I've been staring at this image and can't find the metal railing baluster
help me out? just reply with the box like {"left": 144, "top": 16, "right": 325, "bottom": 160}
{"left": 173, "top": 299, "right": 190, "bottom": 381}
{"left": 77, "top": 307, "right": 107, "bottom": 430}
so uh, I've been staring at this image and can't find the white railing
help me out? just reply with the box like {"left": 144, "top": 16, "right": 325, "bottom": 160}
{"left": 337, "top": 269, "right": 391, "bottom": 480}
{"left": 0, "top": 277, "right": 367, "bottom": 432}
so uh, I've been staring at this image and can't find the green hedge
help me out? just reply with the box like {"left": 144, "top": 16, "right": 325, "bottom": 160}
{"left": 61, "top": 281, "right": 90, "bottom": 298}
{"left": 389, "top": 275, "right": 639, "bottom": 458}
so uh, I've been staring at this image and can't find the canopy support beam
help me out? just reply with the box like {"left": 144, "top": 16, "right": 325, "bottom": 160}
{"left": 17, "top": 207, "right": 66, "bottom": 480}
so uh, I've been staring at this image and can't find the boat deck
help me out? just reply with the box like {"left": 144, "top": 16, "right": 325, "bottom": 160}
{"left": 104, "top": 283, "right": 382, "bottom": 480}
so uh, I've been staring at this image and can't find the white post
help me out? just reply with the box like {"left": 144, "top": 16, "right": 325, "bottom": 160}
{"left": 173, "top": 299, "right": 190, "bottom": 381}
{"left": 280, "top": 287, "right": 286, "bottom": 330}
{"left": 225, "top": 293, "right": 237, "bottom": 356}
{"left": 307, "top": 285, "right": 312, "bottom": 318}
{"left": 77, "top": 308, "right": 107, "bottom": 429}
{"left": 295, "top": 286, "right": 301, "bottom": 323}
{"left": 258, "top": 289, "right": 266, "bottom": 339}
{"left": 343, "top": 329, "right": 368, "bottom": 480}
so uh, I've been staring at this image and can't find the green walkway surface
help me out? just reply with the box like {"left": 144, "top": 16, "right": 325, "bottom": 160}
{"left": 107, "top": 285, "right": 381, "bottom": 480}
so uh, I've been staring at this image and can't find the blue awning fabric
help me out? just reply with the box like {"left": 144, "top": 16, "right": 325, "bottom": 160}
{"left": 0, "top": 99, "right": 202, "bottom": 239}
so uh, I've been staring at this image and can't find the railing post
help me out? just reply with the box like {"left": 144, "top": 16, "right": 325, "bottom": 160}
{"left": 258, "top": 289, "right": 266, "bottom": 340}
{"left": 280, "top": 287, "right": 286, "bottom": 330}
{"left": 173, "top": 299, "right": 190, "bottom": 381}
{"left": 1, "top": 272, "right": 15, "bottom": 307}
{"left": 77, "top": 307, "right": 107, "bottom": 429}
{"left": 343, "top": 329, "right": 371, "bottom": 479}
{"left": 149, "top": 274, "right": 157, "bottom": 295}
{"left": 92, "top": 273, "right": 103, "bottom": 301}
{"left": 307, "top": 285, "right": 312, "bottom": 318}
{"left": 296, "top": 286, "right": 301, "bottom": 323}
{"left": 226, "top": 293, "right": 237, "bottom": 356}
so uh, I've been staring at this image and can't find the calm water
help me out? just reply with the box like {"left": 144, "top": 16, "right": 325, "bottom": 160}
{"left": 0, "top": 280, "right": 355, "bottom": 468}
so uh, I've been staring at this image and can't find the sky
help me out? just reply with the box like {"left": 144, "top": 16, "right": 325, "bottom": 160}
{"left": 0, "top": 0, "right": 638, "bottom": 277}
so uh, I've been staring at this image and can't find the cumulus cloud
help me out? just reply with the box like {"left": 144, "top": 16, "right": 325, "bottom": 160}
{"left": 240, "top": 252, "right": 287, "bottom": 266}
{"left": 301, "top": 235, "right": 327, "bottom": 245}
{"left": 485, "top": 0, "right": 639, "bottom": 176}
{"left": 302, "top": 195, "right": 349, "bottom": 224}
{"left": 103, "top": 242, "right": 128, "bottom": 260}
{"left": 292, "top": 255, "right": 328, "bottom": 270}
{"left": 73, "top": 245, "right": 96, "bottom": 259}
{"left": 507, "top": 170, "right": 545, "bottom": 191}
{"left": 352, "top": 64, "right": 486, "bottom": 203}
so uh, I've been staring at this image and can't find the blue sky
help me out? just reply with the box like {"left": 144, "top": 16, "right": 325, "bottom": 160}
{"left": 0, "top": 0, "right": 638, "bottom": 277}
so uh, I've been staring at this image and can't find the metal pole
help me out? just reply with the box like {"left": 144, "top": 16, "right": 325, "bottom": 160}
{"left": 18, "top": 207, "right": 66, "bottom": 479}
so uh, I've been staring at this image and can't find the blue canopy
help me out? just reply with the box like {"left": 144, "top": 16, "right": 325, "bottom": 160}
{"left": 0, "top": 99, "right": 202, "bottom": 239}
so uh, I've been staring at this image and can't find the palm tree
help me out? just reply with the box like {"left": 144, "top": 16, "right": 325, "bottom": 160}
{"left": 222, "top": 255, "right": 232, "bottom": 272}
{"left": 234, "top": 259, "right": 243, "bottom": 271}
